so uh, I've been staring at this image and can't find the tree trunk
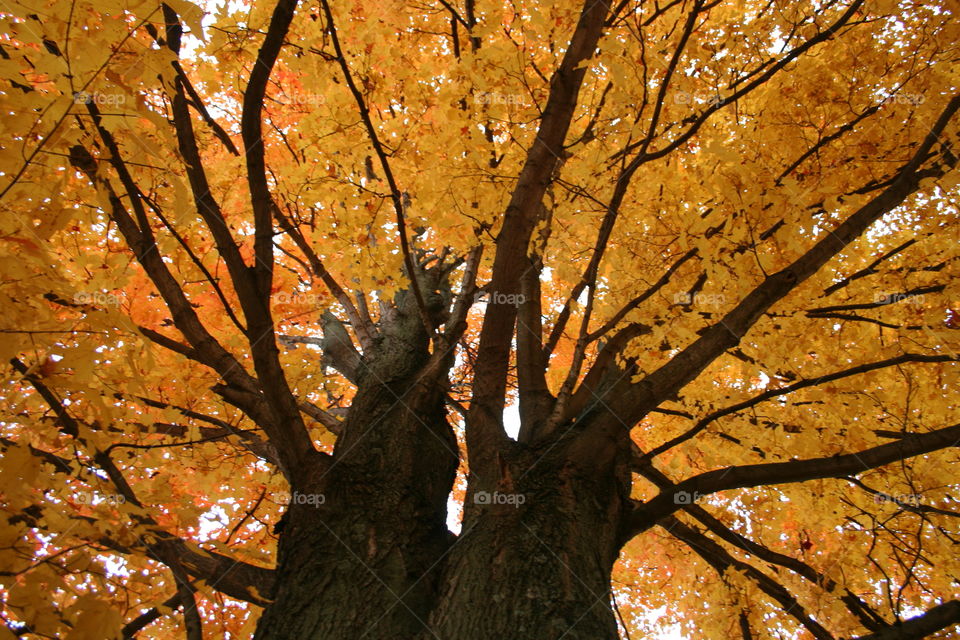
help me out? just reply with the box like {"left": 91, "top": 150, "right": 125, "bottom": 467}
{"left": 427, "top": 434, "right": 632, "bottom": 640}
{"left": 255, "top": 412, "right": 631, "bottom": 639}
{"left": 255, "top": 280, "right": 632, "bottom": 639}
{"left": 252, "top": 453, "right": 455, "bottom": 639}
{"left": 255, "top": 287, "right": 459, "bottom": 639}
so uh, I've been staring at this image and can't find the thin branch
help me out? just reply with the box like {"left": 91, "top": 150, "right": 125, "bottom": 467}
{"left": 273, "top": 206, "right": 376, "bottom": 352}
{"left": 613, "top": 0, "right": 867, "bottom": 168}
{"left": 640, "top": 354, "right": 958, "bottom": 463}
{"left": 122, "top": 593, "right": 181, "bottom": 639}
{"left": 67, "top": 138, "right": 273, "bottom": 434}
{"left": 8, "top": 366, "right": 277, "bottom": 605}
{"left": 686, "top": 504, "right": 888, "bottom": 632}
{"left": 633, "top": 448, "right": 888, "bottom": 630}
{"left": 662, "top": 515, "right": 836, "bottom": 640}
{"left": 320, "top": 0, "right": 435, "bottom": 338}
{"left": 584, "top": 248, "right": 698, "bottom": 345}
{"left": 808, "top": 285, "right": 944, "bottom": 314}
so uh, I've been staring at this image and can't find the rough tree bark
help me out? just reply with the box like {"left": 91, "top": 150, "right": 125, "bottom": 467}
{"left": 255, "top": 283, "right": 459, "bottom": 639}
{"left": 254, "top": 381, "right": 633, "bottom": 639}
{"left": 253, "top": 302, "right": 634, "bottom": 638}
{"left": 426, "top": 427, "right": 633, "bottom": 640}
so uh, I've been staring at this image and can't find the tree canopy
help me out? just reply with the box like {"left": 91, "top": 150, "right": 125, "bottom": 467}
{"left": 0, "top": 0, "right": 959, "bottom": 637}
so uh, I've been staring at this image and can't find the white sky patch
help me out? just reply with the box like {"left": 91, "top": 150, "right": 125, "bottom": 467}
{"left": 503, "top": 399, "right": 520, "bottom": 440}
{"left": 643, "top": 606, "right": 686, "bottom": 639}
{"left": 197, "top": 503, "right": 231, "bottom": 540}
{"left": 756, "top": 370, "right": 770, "bottom": 388}
{"left": 446, "top": 494, "right": 461, "bottom": 534}
{"left": 102, "top": 554, "right": 130, "bottom": 577}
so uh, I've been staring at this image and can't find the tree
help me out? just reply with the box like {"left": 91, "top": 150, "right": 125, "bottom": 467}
{"left": 0, "top": 0, "right": 958, "bottom": 636}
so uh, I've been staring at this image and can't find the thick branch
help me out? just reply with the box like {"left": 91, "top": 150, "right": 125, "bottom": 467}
{"left": 630, "top": 422, "right": 960, "bottom": 532}
{"left": 517, "top": 252, "right": 551, "bottom": 439}
{"left": 852, "top": 601, "right": 960, "bottom": 640}
{"left": 467, "top": 0, "right": 611, "bottom": 477}
{"left": 242, "top": 0, "right": 297, "bottom": 297}
{"left": 586, "top": 95, "right": 960, "bottom": 435}
{"left": 233, "top": 0, "right": 324, "bottom": 483}
{"left": 319, "top": 310, "right": 362, "bottom": 382}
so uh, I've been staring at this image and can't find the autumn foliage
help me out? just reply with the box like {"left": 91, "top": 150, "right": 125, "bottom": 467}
{"left": 0, "top": 0, "right": 959, "bottom": 637}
